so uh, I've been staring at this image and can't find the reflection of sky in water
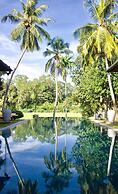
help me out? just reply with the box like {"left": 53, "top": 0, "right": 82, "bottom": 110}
{"left": 0, "top": 118, "right": 118, "bottom": 194}
{"left": 0, "top": 125, "right": 78, "bottom": 194}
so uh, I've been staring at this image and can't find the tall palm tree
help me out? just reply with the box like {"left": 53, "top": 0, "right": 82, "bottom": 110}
{"left": 43, "top": 37, "right": 70, "bottom": 119}
{"left": 59, "top": 55, "right": 74, "bottom": 118}
{"left": 74, "top": 0, "right": 118, "bottom": 112}
{"left": 1, "top": 0, "right": 50, "bottom": 111}
{"left": 60, "top": 55, "right": 74, "bottom": 98}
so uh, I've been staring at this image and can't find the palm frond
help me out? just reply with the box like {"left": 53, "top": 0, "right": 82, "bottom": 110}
{"left": 31, "top": 16, "right": 51, "bottom": 26}
{"left": 83, "top": 0, "right": 100, "bottom": 21}
{"left": 47, "top": 37, "right": 67, "bottom": 51}
{"left": 21, "top": 30, "right": 30, "bottom": 50}
{"left": 35, "top": 25, "right": 50, "bottom": 40}
{"left": 27, "top": 0, "right": 38, "bottom": 8}
{"left": 74, "top": 23, "right": 98, "bottom": 39}
{"left": 1, "top": 14, "right": 19, "bottom": 23}
{"left": 109, "top": 22, "right": 118, "bottom": 33}
{"left": 12, "top": 9, "right": 24, "bottom": 20}
{"left": 45, "top": 57, "right": 55, "bottom": 73}
{"left": 20, "top": 0, "right": 26, "bottom": 12}
{"left": 33, "top": 36, "right": 40, "bottom": 50}
{"left": 108, "top": 11, "right": 118, "bottom": 21}
{"left": 50, "top": 61, "right": 55, "bottom": 75}
{"left": 61, "top": 48, "right": 72, "bottom": 55}
{"left": 11, "top": 22, "right": 24, "bottom": 41}
{"left": 101, "top": 0, "right": 116, "bottom": 19}
{"left": 30, "top": 25, "right": 42, "bottom": 42}
{"left": 43, "top": 48, "right": 55, "bottom": 57}
{"left": 34, "top": 4, "right": 48, "bottom": 15}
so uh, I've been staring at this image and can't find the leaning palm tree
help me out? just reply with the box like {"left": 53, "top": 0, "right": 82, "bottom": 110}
{"left": 1, "top": 0, "right": 50, "bottom": 111}
{"left": 74, "top": 0, "right": 118, "bottom": 113}
{"left": 43, "top": 37, "right": 70, "bottom": 119}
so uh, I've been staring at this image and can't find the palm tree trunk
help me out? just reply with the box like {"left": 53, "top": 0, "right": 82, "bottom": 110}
{"left": 105, "top": 57, "right": 116, "bottom": 110}
{"left": 53, "top": 68, "right": 58, "bottom": 120}
{"left": 5, "top": 138, "right": 24, "bottom": 187}
{"left": 64, "top": 75, "right": 67, "bottom": 117}
{"left": 2, "top": 49, "right": 26, "bottom": 111}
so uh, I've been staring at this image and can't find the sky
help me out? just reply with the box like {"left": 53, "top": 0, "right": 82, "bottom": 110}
{"left": 0, "top": 0, "right": 91, "bottom": 80}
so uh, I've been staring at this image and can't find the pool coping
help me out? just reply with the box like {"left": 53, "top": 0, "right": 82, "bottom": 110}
{"left": 0, "top": 120, "right": 29, "bottom": 137}
{"left": 90, "top": 118, "right": 118, "bottom": 134}
{"left": 0, "top": 117, "right": 118, "bottom": 137}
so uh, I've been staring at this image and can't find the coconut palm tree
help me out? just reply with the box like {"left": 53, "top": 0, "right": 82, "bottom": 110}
{"left": 74, "top": 0, "right": 118, "bottom": 112}
{"left": 60, "top": 55, "right": 74, "bottom": 98}
{"left": 59, "top": 55, "right": 74, "bottom": 118}
{"left": 43, "top": 37, "right": 70, "bottom": 119}
{"left": 1, "top": 0, "right": 50, "bottom": 111}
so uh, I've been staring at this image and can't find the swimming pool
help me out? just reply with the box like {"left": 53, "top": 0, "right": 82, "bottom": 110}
{"left": 0, "top": 118, "right": 118, "bottom": 194}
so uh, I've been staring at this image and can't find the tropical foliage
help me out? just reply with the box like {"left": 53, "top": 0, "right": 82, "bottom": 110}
{"left": 72, "top": 60, "right": 118, "bottom": 116}
{"left": 0, "top": 75, "right": 73, "bottom": 112}
{"left": 74, "top": 0, "right": 118, "bottom": 110}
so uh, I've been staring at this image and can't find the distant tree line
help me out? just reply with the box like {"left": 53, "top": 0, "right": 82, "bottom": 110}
{"left": 0, "top": 75, "right": 76, "bottom": 112}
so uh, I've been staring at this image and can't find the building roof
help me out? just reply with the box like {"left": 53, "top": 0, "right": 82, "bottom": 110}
{"left": 0, "top": 60, "right": 12, "bottom": 75}
{"left": 107, "top": 60, "right": 118, "bottom": 72}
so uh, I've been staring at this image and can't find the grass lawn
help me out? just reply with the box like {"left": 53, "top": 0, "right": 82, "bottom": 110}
{"left": 23, "top": 112, "right": 82, "bottom": 120}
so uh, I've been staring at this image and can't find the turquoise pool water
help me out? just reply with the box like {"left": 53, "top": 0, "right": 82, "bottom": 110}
{"left": 0, "top": 118, "right": 118, "bottom": 194}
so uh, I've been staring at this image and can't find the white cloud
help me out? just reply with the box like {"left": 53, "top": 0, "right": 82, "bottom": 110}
{"left": 16, "top": 62, "right": 45, "bottom": 79}
{"left": 0, "top": 33, "right": 19, "bottom": 53}
{"left": 70, "top": 41, "right": 78, "bottom": 55}
{"left": 1, "top": 136, "right": 48, "bottom": 153}
{"left": 0, "top": 32, "right": 47, "bottom": 79}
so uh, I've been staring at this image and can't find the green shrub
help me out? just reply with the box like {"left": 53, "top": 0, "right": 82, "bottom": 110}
{"left": 36, "top": 103, "right": 54, "bottom": 112}
{"left": 12, "top": 110, "right": 24, "bottom": 118}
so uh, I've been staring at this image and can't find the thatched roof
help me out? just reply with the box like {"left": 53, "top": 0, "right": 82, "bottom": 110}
{"left": 107, "top": 60, "right": 118, "bottom": 72}
{"left": 0, "top": 60, "right": 12, "bottom": 75}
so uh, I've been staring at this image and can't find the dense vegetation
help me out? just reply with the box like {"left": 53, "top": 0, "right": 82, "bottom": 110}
{"left": 0, "top": 75, "right": 77, "bottom": 113}
{"left": 0, "top": 0, "right": 118, "bottom": 118}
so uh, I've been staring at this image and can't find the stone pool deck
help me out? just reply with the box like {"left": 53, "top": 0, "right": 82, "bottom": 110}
{"left": 90, "top": 117, "right": 118, "bottom": 133}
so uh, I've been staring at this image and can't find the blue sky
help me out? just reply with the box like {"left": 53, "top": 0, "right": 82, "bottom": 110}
{"left": 0, "top": 0, "right": 91, "bottom": 80}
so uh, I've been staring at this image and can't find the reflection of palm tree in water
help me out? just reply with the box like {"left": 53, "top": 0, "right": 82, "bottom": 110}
{"left": 43, "top": 150, "right": 71, "bottom": 194}
{"left": 43, "top": 118, "right": 71, "bottom": 193}
{"left": 54, "top": 117, "right": 58, "bottom": 161}
{"left": 0, "top": 139, "right": 10, "bottom": 192}
{"left": 53, "top": 117, "right": 62, "bottom": 160}
{"left": 54, "top": 117, "right": 67, "bottom": 161}
{"left": 1, "top": 138, "right": 40, "bottom": 194}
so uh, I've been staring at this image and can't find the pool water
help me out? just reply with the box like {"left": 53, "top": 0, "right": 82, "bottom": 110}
{"left": 0, "top": 118, "right": 118, "bottom": 194}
